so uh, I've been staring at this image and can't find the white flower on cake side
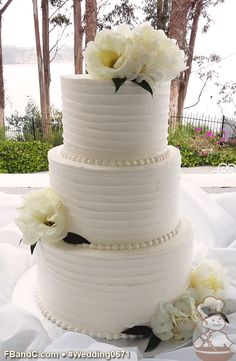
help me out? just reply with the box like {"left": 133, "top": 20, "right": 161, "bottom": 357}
{"left": 150, "top": 293, "right": 199, "bottom": 341}
{"left": 189, "top": 259, "right": 227, "bottom": 304}
{"left": 17, "top": 188, "right": 68, "bottom": 250}
{"left": 84, "top": 23, "right": 186, "bottom": 94}
{"left": 122, "top": 259, "right": 227, "bottom": 352}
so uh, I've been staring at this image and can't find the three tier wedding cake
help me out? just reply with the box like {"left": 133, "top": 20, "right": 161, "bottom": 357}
{"left": 18, "top": 24, "right": 197, "bottom": 344}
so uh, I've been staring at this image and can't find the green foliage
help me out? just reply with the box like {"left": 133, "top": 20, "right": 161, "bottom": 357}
{"left": 98, "top": 0, "right": 139, "bottom": 30}
{"left": 0, "top": 127, "right": 6, "bottom": 141}
{"left": 0, "top": 140, "right": 52, "bottom": 173}
{"left": 44, "top": 128, "right": 63, "bottom": 147}
{"left": 142, "top": 0, "right": 170, "bottom": 31}
{"left": 6, "top": 98, "right": 63, "bottom": 144}
{"left": 169, "top": 124, "right": 236, "bottom": 167}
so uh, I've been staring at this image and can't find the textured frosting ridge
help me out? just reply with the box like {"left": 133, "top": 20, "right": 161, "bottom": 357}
{"left": 36, "top": 218, "right": 193, "bottom": 339}
{"left": 49, "top": 145, "right": 181, "bottom": 246}
{"left": 61, "top": 75, "right": 170, "bottom": 161}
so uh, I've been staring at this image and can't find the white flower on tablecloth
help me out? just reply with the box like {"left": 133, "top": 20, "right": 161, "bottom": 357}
{"left": 17, "top": 188, "right": 68, "bottom": 245}
{"left": 189, "top": 259, "right": 227, "bottom": 304}
{"left": 84, "top": 29, "right": 139, "bottom": 81}
{"left": 150, "top": 293, "right": 199, "bottom": 341}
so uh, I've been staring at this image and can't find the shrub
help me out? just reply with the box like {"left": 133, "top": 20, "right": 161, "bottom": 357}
{"left": 5, "top": 99, "right": 63, "bottom": 143}
{"left": 0, "top": 140, "right": 53, "bottom": 173}
{"left": 0, "top": 127, "right": 6, "bottom": 141}
{"left": 168, "top": 124, "right": 236, "bottom": 167}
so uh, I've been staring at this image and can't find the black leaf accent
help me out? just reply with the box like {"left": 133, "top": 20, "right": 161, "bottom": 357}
{"left": 122, "top": 325, "right": 153, "bottom": 337}
{"left": 132, "top": 79, "right": 153, "bottom": 96}
{"left": 19, "top": 238, "right": 22, "bottom": 246}
{"left": 145, "top": 333, "right": 161, "bottom": 352}
{"left": 30, "top": 242, "right": 37, "bottom": 255}
{"left": 63, "top": 232, "right": 91, "bottom": 245}
{"left": 112, "top": 77, "right": 127, "bottom": 93}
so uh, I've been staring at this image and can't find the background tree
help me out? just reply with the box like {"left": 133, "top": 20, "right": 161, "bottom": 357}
{"left": 32, "top": 0, "right": 70, "bottom": 136}
{"left": 143, "top": 0, "right": 169, "bottom": 31}
{"left": 0, "top": 0, "right": 14, "bottom": 127}
{"left": 85, "top": 0, "right": 97, "bottom": 45}
{"left": 184, "top": 54, "right": 221, "bottom": 110}
{"left": 73, "top": 0, "right": 83, "bottom": 73}
{"left": 97, "top": 0, "right": 139, "bottom": 30}
{"left": 73, "top": 0, "right": 225, "bottom": 120}
{"left": 167, "top": 0, "right": 225, "bottom": 118}
{"left": 32, "top": 0, "right": 47, "bottom": 135}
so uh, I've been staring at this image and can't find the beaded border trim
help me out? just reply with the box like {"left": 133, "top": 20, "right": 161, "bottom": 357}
{"left": 36, "top": 290, "right": 134, "bottom": 341}
{"left": 76, "top": 220, "right": 182, "bottom": 251}
{"left": 61, "top": 148, "right": 170, "bottom": 166}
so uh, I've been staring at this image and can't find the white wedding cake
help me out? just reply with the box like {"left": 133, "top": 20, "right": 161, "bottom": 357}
{"left": 18, "top": 25, "right": 194, "bottom": 342}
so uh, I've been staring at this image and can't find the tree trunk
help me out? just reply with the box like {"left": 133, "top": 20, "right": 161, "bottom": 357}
{"left": 157, "top": 0, "right": 163, "bottom": 30}
{"left": 85, "top": 0, "right": 97, "bottom": 45}
{"left": 0, "top": 0, "right": 14, "bottom": 128}
{"left": 32, "top": 0, "right": 48, "bottom": 137}
{"left": 73, "top": 0, "right": 83, "bottom": 74}
{"left": 168, "top": 0, "right": 194, "bottom": 120}
{"left": 183, "top": 0, "right": 203, "bottom": 103}
{"left": 0, "top": 16, "right": 4, "bottom": 127}
{"left": 42, "top": 0, "right": 51, "bottom": 136}
{"left": 157, "top": 0, "right": 169, "bottom": 32}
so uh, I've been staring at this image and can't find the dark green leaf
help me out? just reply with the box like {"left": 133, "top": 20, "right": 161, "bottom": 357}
{"left": 145, "top": 333, "right": 161, "bottom": 352}
{"left": 30, "top": 242, "right": 37, "bottom": 255}
{"left": 112, "top": 77, "right": 127, "bottom": 93}
{"left": 122, "top": 325, "right": 153, "bottom": 337}
{"left": 63, "top": 232, "right": 91, "bottom": 245}
{"left": 132, "top": 79, "right": 153, "bottom": 96}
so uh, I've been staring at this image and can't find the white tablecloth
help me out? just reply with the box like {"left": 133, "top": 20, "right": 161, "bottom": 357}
{"left": 1, "top": 183, "right": 236, "bottom": 360}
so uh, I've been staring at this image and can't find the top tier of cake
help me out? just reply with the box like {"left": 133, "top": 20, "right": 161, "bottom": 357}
{"left": 61, "top": 75, "right": 170, "bottom": 162}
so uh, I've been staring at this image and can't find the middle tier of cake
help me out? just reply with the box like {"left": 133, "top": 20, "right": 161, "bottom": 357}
{"left": 49, "top": 145, "right": 180, "bottom": 246}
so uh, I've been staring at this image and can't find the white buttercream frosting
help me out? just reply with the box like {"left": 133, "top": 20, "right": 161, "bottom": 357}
{"left": 66, "top": 220, "right": 181, "bottom": 250}
{"left": 61, "top": 147, "right": 170, "bottom": 166}
{"left": 61, "top": 75, "right": 170, "bottom": 161}
{"left": 48, "top": 145, "right": 180, "bottom": 246}
{"left": 36, "top": 218, "right": 193, "bottom": 339}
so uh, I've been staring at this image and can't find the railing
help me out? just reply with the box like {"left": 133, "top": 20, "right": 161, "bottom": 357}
{"left": 1, "top": 113, "right": 236, "bottom": 141}
{"left": 169, "top": 113, "right": 236, "bottom": 138}
{"left": 1, "top": 120, "right": 63, "bottom": 141}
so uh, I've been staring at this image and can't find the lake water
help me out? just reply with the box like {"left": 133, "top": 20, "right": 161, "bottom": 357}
{"left": 4, "top": 63, "right": 74, "bottom": 116}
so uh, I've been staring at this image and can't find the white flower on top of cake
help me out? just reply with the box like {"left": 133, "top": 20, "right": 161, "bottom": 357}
{"left": 84, "top": 24, "right": 186, "bottom": 93}
{"left": 189, "top": 259, "right": 227, "bottom": 304}
{"left": 150, "top": 292, "right": 199, "bottom": 341}
{"left": 17, "top": 188, "right": 68, "bottom": 245}
{"left": 131, "top": 24, "right": 186, "bottom": 86}
{"left": 85, "top": 28, "right": 139, "bottom": 81}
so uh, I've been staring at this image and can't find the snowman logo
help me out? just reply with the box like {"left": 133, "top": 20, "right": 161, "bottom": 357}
{"left": 193, "top": 296, "right": 236, "bottom": 361}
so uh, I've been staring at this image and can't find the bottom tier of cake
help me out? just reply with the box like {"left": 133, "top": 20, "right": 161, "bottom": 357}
{"left": 36, "top": 219, "right": 193, "bottom": 340}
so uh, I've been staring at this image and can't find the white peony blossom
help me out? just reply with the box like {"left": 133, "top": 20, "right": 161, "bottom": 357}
{"left": 84, "top": 24, "right": 186, "bottom": 89}
{"left": 85, "top": 29, "right": 139, "bottom": 81}
{"left": 17, "top": 188, "right": 68, "bottom": 245}
{"left": 150, "top": 293, "right": 199, "bottom": 341}
{"left": 132, "top": 25, "right": 186, "bottom": 86}
{"left": 189, "top": 260, "right": 227, "bottom": 304}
